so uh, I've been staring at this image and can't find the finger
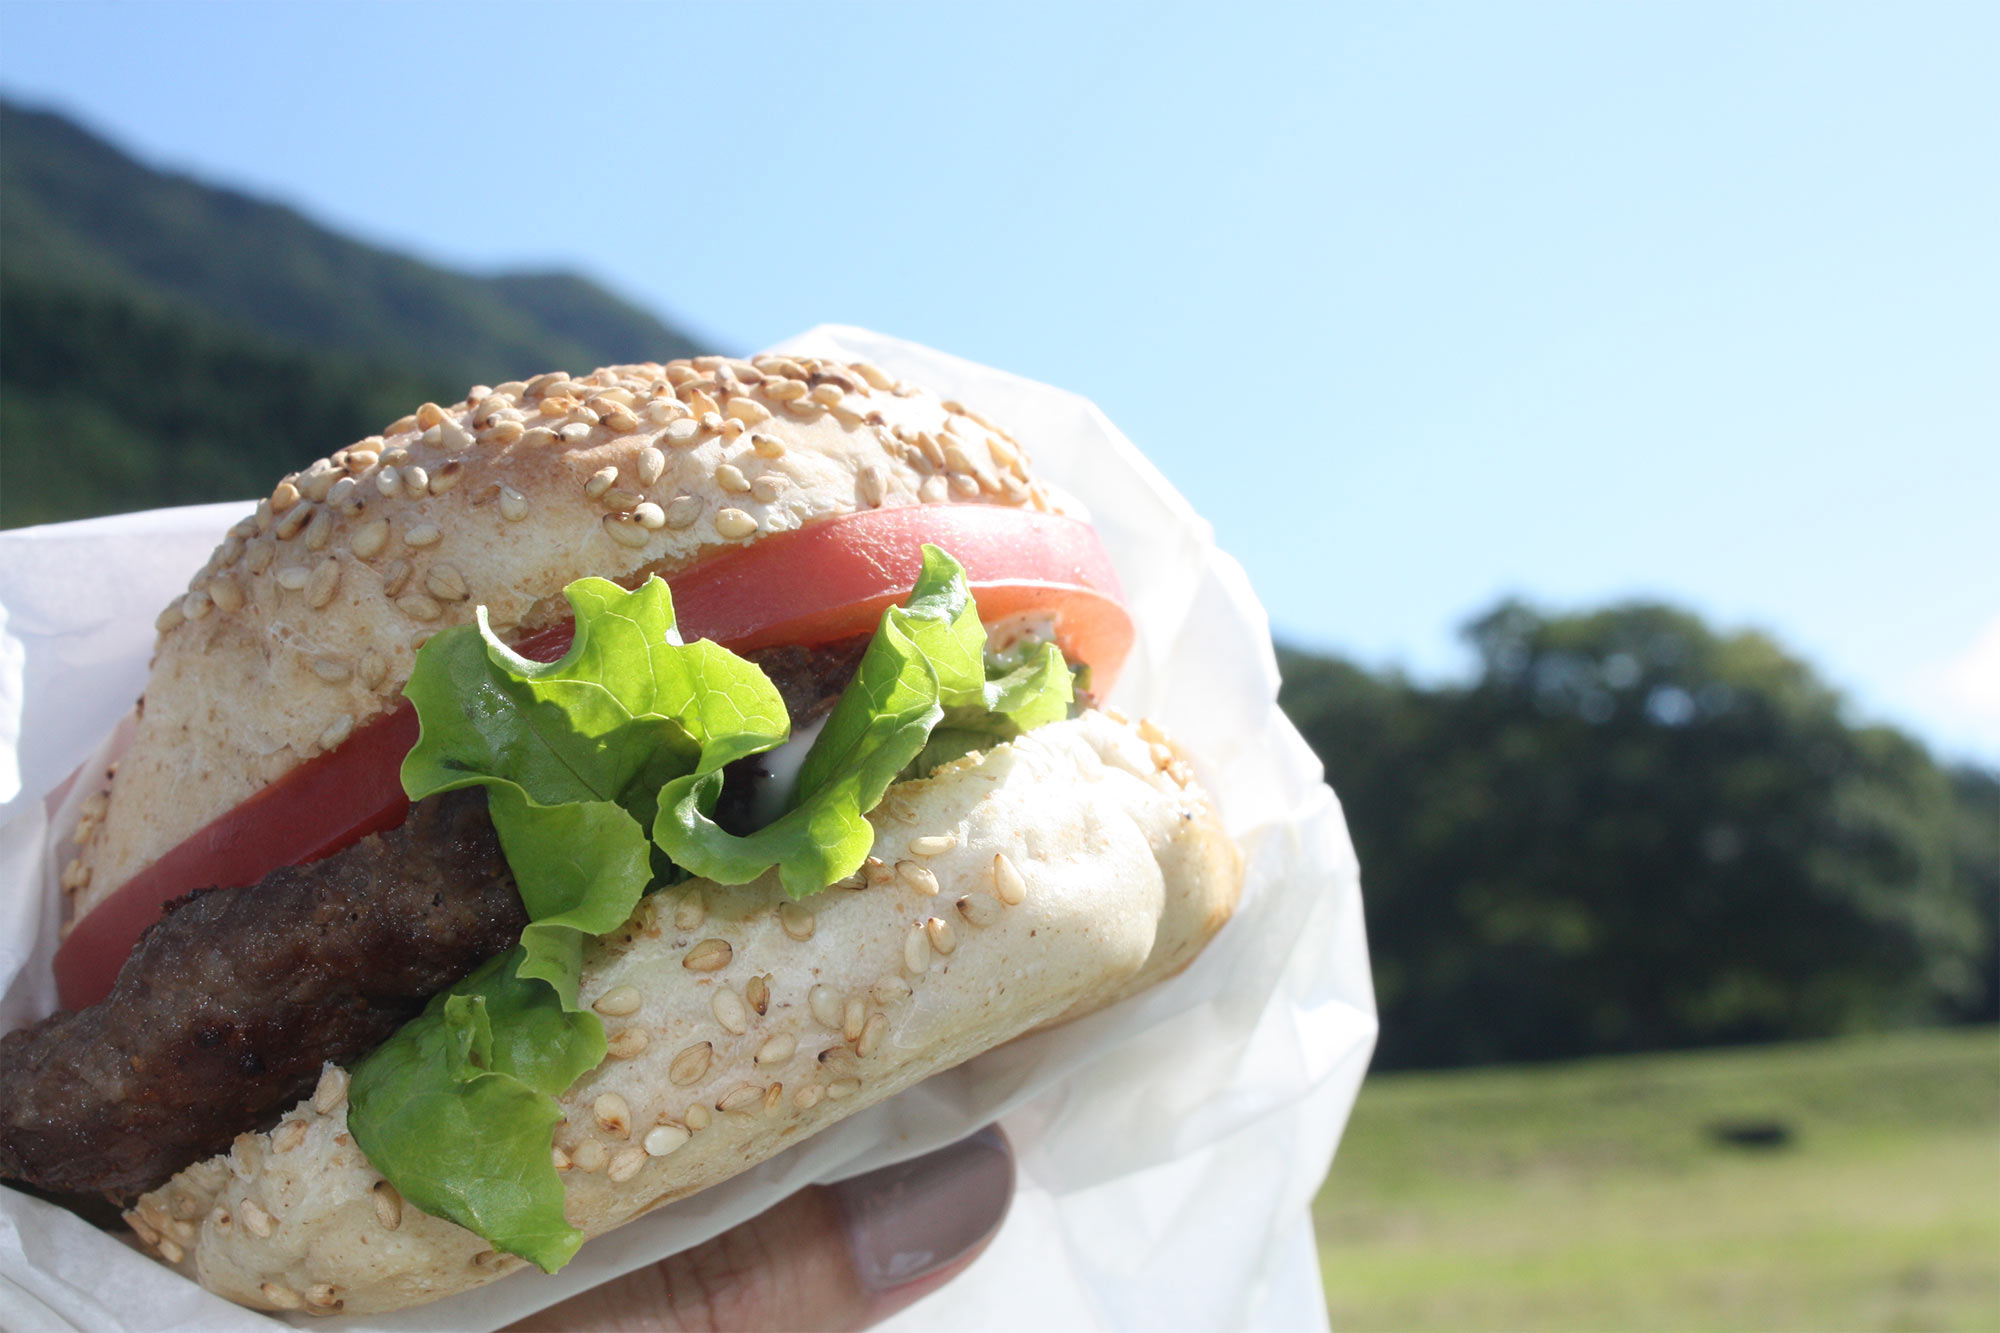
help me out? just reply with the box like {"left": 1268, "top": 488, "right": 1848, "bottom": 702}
{"left": 513, "top": 1126, "right": 1014, "bottom": 1333}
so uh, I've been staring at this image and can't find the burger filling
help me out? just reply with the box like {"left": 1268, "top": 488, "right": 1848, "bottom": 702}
{"left": 1, "top": 548, "right": 1089, "bottom": 1272}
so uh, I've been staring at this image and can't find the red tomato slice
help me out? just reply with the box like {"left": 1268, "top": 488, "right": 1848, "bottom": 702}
{"left": 54, "top": 505, "right": 1130, "bottom": 1010}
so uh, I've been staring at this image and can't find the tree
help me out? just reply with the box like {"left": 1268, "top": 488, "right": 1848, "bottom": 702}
{"left": 1280, "top": 600, "right": 1997, "bottom": 1069}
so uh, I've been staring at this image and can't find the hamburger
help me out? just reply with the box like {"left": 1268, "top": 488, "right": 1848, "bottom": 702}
{"left": 0, "top": 354, "right": 1241, "bottom": 1315}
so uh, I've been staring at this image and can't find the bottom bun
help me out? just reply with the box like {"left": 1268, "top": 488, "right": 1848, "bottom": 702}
{"left": 124, "top": 710, "right": 1242, "bottom": 1316}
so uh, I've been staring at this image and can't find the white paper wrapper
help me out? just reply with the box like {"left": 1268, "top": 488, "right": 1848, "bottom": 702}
{"left": 0, "top": 329, "right": 1375, "bottom": 1332}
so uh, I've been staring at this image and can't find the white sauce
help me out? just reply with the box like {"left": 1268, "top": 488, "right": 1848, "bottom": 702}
{"left": 740, "top": 712, "right": 830, "bottom": 830}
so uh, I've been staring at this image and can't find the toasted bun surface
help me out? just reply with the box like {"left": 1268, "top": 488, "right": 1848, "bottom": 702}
{"left": 125, "top": 711, "right": 1241, "bottom": 1316}
{"left": 69, "top": 357, "right": 1060, "bottom": 922}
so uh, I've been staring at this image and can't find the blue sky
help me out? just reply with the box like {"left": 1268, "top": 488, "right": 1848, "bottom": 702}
{"left": 3, "top": 1, "right": 1995, "bottom": 761}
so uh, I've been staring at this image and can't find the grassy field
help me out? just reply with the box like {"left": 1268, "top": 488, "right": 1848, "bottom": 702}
{"left": 1315, "top": 1027, "right": 2000, "bottom": 1331}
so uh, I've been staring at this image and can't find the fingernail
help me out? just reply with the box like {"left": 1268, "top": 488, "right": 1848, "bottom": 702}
{"left": 830, "top": 1125, "right": 1013, "bottom": 1292}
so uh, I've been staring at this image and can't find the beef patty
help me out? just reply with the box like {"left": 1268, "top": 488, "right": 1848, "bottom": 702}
{"left": 0, "top": 634, "right": 869, "bottom": 1200}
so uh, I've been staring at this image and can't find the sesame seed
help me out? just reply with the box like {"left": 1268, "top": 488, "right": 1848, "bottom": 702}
{"left": 750, "top": 474, "right": 786, "bottom": 504}
{"left": 519, "top": 426, "right": 557, "bottom": 449}
{"left": 644, "top": 1124, "right": 690, "bottom": 1157}
{"left": 794, "top": 1085, "right": 824, "bottom": 1111}
{"left": 396, "top": 591, "right": 442, "bottom": 622}
{"left": 858, "top": 463, "right": 886, "bottom": 508}
{"left": 607, "top": 1027, "right": 650, "bottom": 1059}
{"left": 896, "top": 861, "right": 939, "bottom": 897}
{"left": 666, "top": 494, "right": 703, "bottom": 528}
{"left": 271, "top": 480, "right": 302, "bottom": 513}
{"left": 375, "top": 467, "right": 401, "bottom": 498}
{"left": 904, "top": 923, "right": 932, "bottom": 974}
{"left": 155, "top": 601, "right": 186, "bottom": 634}
{"left": 260, "top": 1282, "right": 302, "bottom": 1310}
{"left": 764, "top": 1083, "right": 784, "bottom": 1112}
{"left": 909, "top": 832, "right": 957, "bottom": 856}
{"left": 306, "top": 560, "right": 342, "bottom": 609}
{"left": 593, "top": 1092, "right": 632, "bottom": 1137}
{"left": 500, "top": 486, "right": 529, "bottom": 521}
{"left": 552, "top": 1145, "right": 572, "bottom": 1171}
{"left": 274, "top": 502, "right": 313, "bottom": 541}
{"left": 919, "top": 474, "right": 949, "bottom": 503}
{"left": 864, "top": 857, "right": 893, "bottom": 888}
{"left": 686, "top": 388, "right": 720, "bottom": 418}
{"left": 305, "top": 1284, "right": 341, "bottom": 1312}
{"left": 726, "top": 396, "right": 773, "bottom": 425}
{"left": 752, "top": 432, "right": 787, "bottom": 459}
{"left": 926, "top": 916, "right": 958, "bottom": 955}
{"left": 401, "top": 465, "right": 430, "bottom": 498}
{"left": 957, "top": 893, "right": 1002, "bottom": 928}
{"left": 426, "top": 563, "right": 470, "bottom": 602}
{"left": 747, "top": 973, "right": 771, "bottom": 1015}
{"left": 756, "top": 1033, "right": 797, "bottom": 1066}
{"left": 715, "top": 463, "right": 751, "bottom": 494}
{"left": 810, "top": 383, "right": 845, "bottom": 406}
{"left": 572, "top": 1139, "right": 609, "bottom": 1173}
{"left": 319, "top": 715, "right": 355, "bottom": 750}
{"left": 778, "top": 901, "right": 815, "bottom": 940}
{"left": 684, "top": 937, "right": 733, "bottom": 971}
{"left": 416, "top": 402, "right": 448, "bottom": 430}
{"left": 593, "top": 984, "right": 643, "bottom": 1017}
{"left": 700, "top": 411, "right": 725, "bottom": 434}
{"left": 827, "top": 1077, "right": 862, "bottom": 1101}
{"left": 380, "top": 559, "right": 413, "bottom": 597}
{"left": 857, "top": 1012, "right": 888, "bottom": 1058}
{"left": 685, "top": 1103, "right": 713, "bottom": 1131}
{"left": 994, "top": 853, "right": 1027, "bottom": 905}
{"left": 246, "top": 539, "right": 276, "bottom": 573}
{"left": 717, "top": 1085, "right": 763, "bottom": 1114}
{"left": 712, "top": 987, "right": 749, "bottom": 1035}
{"left": 872, "top": 976, "right": 912, "bottom": 1005}
{"left": 635, "top": 445, "right": 667, "bottom": 485}
{"left": 209, "top": 576, "right": 244, "bottom": 613}
{"left": 714, "top": 508, "right": 757, "bottom": 539}
{"left": 674, "top": 891, "right": 706, "bottom": 930}
{"left": 525, "top": 372, "right": 565, "bottom": 397}
{"left": 852, "top": 362, "right": 894, "bottom": 390}
{"left": 182, "top": 589, "right": 214, "bottom": 621}
{"left": 633, "top": 501, "right": 667, "bottom": 530}
{"left": 360, "top": 651, "right": 389, "bottom": 690}
{"left": 327, "top": 476, "right": 360, "bottom": 511}
{"left": 585, "top": 466, "right": 618, "bottom": 498}
{"left": 311, "top": 656, "right": 351, "bottom": 684}
{"left": 665, "top": 418, "right": 701, "bottom": 447}
{"left": 350, "top": 518, "right": 389, "bottom": 559}
{"left": 241, "top": 1199, "right": 274, "bottom": 1238}
{"left": 763, "top": 377, "right": 808, "bottom": 402}
{"left": 604, "top": 513, "right": 650, "bottom": 549}
{"left": 481, "top": 419, "right": 526, "bottom": 446}
{"left": 313, "top": 1066, "right": 349, "bottom": 1113}
{"left": 603, "top": 487, "right": 643, "bottom": 512}
{"left": 274, "top": 1118, "right": 308, "bottom": 1153}
{"left": 304, "top": 509, "right": 334, "bottom": 551}
{"left": 949, "top": 471, "right": 982, "bottom": 499}
{"left": 809, "top": 985, "right": 843, "bottom": 1029}
{"left": 842, "top": 997, "right": 865, "bottom": 1042}
{"left": 404, "top": 522, "right": 442, "bottom": 548}
{"left": 301, "top": 463, "right": 339, "bottom": 503}
{"left": 670, "top": 1041, "right": 714, "bottom": 1086}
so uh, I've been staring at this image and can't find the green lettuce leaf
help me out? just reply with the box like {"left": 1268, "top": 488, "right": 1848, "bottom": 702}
{"left": 350, "top": 577, "right": 787, "bottom": 1270}
{"left": 346, "top": 950, "right": 605, "bottom": 1272}
{"left": 653, "top": 548, "right": 1075, "bottom": 897}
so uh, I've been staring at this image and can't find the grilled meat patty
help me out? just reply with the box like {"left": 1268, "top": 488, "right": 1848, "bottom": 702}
{"left": 0, "top": 635, "right": 870, "bottom": 1199}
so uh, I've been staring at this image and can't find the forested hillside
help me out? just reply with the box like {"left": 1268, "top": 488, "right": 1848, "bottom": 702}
{"left": 0, "top": 101, "right": 702, "bottom": 525}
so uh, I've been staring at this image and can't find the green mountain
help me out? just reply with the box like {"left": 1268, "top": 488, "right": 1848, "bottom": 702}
{"left": 0, "top": 101, "right": 705, "bottom": 525}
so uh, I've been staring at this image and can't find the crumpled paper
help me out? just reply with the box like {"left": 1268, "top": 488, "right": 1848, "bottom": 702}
{"left": 0, "top": 328, "right": 1375, "bottom": 1332}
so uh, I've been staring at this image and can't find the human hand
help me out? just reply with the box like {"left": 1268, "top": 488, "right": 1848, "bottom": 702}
{"left": 510, "top": 1127, "right": 1014, "bottom": 1332}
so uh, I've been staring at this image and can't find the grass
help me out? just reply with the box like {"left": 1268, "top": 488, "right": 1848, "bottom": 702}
{"left": 1315, "top": 1027, "right": 2000, "bottom": 1331}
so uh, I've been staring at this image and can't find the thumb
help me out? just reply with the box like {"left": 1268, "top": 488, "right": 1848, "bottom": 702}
{"left": 512, "top": 1126, "right": 1014, "bottom": 1333}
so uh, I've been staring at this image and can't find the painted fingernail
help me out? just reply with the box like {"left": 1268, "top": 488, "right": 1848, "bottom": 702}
{"left": 830, "top": 1125, "right": 1013, "bottom": 1292}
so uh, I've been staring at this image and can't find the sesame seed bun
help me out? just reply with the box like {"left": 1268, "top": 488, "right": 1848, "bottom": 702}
{"left": 125, "top": 711, "right": 1240, "bottom": 1317}
{"left": 68, "top": 356, "right": 1061, "bottom": 924}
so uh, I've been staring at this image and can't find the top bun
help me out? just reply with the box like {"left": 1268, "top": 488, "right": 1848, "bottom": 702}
{"left": 68, "top": 356, "right": 1062, "bottom": 922}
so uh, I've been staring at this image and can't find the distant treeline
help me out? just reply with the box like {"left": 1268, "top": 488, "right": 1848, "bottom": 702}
{"left": 1280, "top": 602, "right": 1998, "bottom": 1070}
